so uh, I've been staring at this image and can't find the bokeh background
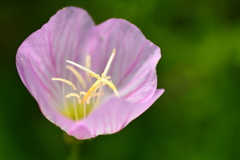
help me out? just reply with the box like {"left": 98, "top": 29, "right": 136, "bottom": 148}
{"left": 1, "top": 0, "right": 240, "bottom": 159}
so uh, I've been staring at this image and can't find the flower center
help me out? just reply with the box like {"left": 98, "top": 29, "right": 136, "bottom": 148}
{"left": 51, "top": 49, "right": 119, "bottom": 121}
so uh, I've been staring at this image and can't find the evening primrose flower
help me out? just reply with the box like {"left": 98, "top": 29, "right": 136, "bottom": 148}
{"left": 16, "top": 7, "right": 164, "bottom": 140}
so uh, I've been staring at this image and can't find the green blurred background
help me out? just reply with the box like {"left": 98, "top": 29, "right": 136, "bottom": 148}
{"left": 1, "top": 0, "right": 240, "bottom": 159}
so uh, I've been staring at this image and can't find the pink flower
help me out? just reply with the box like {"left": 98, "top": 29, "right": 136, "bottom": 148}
{"left": 16, "top": 7, "right": 164, "bottom": 140}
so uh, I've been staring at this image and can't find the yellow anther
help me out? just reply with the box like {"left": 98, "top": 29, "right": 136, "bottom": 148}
{"left": 66, "top": 65, "right": 86, "bottom": 89}
{"left": 65, "top": 93, "right": 81, "bottom": 103}
{"left": 79, "top": 91, "right": 86, "bottom": 95}
{"left": 51, "top": 78, "right": 77, "bottom": 90}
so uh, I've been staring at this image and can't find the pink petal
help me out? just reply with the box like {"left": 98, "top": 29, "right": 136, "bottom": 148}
{"left": 84, "top": 19, "right": 161, "bottom": 103}
{"left": 16, "top": 7, "right": 95, "bottom": 126}
{"left": 69, "top": 89, "right": 164, "bottom": 139}
{"left": 17, "top": 7, "right": 95, "bottom": 90}
{"left": 17, "top": 55, "right": 75, "bottom": 131}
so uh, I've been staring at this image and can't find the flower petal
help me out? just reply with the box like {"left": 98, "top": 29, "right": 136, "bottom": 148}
{"left": 85, "top": 19, "right": 161, "bottom": 103}
{"left": 16, "top": 7, "right": 95, "bottom": 125}
{"left": 69, "top": 89, "right": 164, "bottom": 139}
{"left": 16, "top": 7, "right": 94, "bottom": 107}
{"left": 16, "top": 7, "right": 164, "bottom": 140}
{"left": 17, "top": 6, "right": 95, "bottom": 95}
{"left": 17, "top": 56, "right": 75, "bottom": 131}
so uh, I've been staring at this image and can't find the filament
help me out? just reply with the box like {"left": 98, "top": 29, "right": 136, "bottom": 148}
{"left": 66, "top": 65, "right": 86, "bottom": 89}
{"left": 102, "top": 49, "right": 116, "bottom": 77}
{"left": 65, "top": 93, "right": 81, "bottom": 103}
{"left": 74, "top": 97, "right": 78, "bottom": 121}
{"left": 80, "top": 91, "right": 86, "bottom": 95}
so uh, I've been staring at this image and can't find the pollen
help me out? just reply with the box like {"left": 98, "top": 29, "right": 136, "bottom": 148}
{"left": 51, "top": 49, "right": 119, "bottom": 121}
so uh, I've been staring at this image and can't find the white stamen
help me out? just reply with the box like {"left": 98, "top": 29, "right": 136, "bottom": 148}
{"left": 66, "top": 65, "right": 86, "bottom": 89}
{"left": 74, "top": 97, "right": 78, "bottom": 121}
{"left": 102, "top": 49, "right": 116, "bottom": 77}
{"left": 52, "top": 78, "right": 77, "bottom": 90}
{"left": 66, "top": 60, "right": 100, "bottom": 79}
{"left": 65, "top": 93, "right": 81, "bottom": 103}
